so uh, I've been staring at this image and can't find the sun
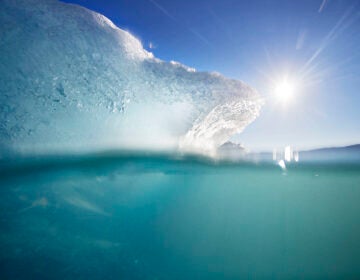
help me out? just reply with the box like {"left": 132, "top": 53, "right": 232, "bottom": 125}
{"left": 274, "top": 78, "right": 296, "bottom": 103}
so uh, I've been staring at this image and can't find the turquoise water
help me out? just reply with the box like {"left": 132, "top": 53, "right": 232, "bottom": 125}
{"left": 1, "top": 153, "right": 360, "bottom": 279}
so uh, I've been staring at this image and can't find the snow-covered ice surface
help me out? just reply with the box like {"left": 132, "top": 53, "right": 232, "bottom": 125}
{"left": 0, "top": 0, "right": 263, "bottom": 155}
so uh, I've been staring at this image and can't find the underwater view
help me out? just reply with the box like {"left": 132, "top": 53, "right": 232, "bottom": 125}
{"left": 1, "top": 152, "right": 360, "bottom": 279}
{"left": 1, "top": 0, "right": 360, "bottom": 279}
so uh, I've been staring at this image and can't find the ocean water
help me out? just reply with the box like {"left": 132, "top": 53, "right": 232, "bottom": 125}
{"left": 1, "top": 153, "right": 360, "bottom": 279}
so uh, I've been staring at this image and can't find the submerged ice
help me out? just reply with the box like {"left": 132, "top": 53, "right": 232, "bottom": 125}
{"left": 0, "top": 0, "right": 263, "bottom": 154}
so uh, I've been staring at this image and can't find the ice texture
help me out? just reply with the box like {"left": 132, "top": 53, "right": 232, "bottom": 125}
{"left": 0, "top": 0, "right": 263, "bottom": 154}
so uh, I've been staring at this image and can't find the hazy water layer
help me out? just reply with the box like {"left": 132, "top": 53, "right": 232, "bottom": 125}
{"left": 1, "top": 153, "right": 360, "bottom": 279}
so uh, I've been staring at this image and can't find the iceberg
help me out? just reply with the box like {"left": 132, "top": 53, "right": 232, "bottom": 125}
{"left": 0, "top": 0, "right": 263, "bottom": 155}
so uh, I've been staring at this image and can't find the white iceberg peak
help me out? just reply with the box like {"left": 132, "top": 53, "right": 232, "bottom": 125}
{"left": 0, "top": 0, "right": 263, "bottom": 154}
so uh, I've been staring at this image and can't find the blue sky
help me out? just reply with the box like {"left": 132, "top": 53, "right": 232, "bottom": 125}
{"left": 63, "top": 0, "right": 360, "bottom": 150}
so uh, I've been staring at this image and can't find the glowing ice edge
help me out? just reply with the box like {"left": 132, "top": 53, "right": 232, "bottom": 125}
{"left": 0, "top": 0, "right": 263, "bottom": 155}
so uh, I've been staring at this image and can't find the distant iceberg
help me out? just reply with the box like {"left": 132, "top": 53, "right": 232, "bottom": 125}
{"left": 0, "top": 0, "right": 263, "bottom": 155}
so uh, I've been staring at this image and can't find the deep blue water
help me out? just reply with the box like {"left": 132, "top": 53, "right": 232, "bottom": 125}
{"left": 1, "top": 153, "right": 360, "bottom": 279}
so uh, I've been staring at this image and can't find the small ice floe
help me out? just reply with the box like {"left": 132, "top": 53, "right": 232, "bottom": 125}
{"left": 278, "top": 159, "right": 286, "bottom": 170}
{"left": 273, "top": 145, "right": 300, "bottom": 167}
{"left": 273, "top": 145, "right": 300, "bottom": 162}
{"left": 294, "top": 151, "right": 299, "bottom": 162}
{"left": 284, "top": 146, "right": 292, "bottom": 162}
{"left": 216, "top": 141, "right": 246, "bottom": 161}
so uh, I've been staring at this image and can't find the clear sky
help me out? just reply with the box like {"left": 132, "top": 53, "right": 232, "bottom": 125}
{"left": 62, "top": 0, "right": 360, "bottom": 151}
